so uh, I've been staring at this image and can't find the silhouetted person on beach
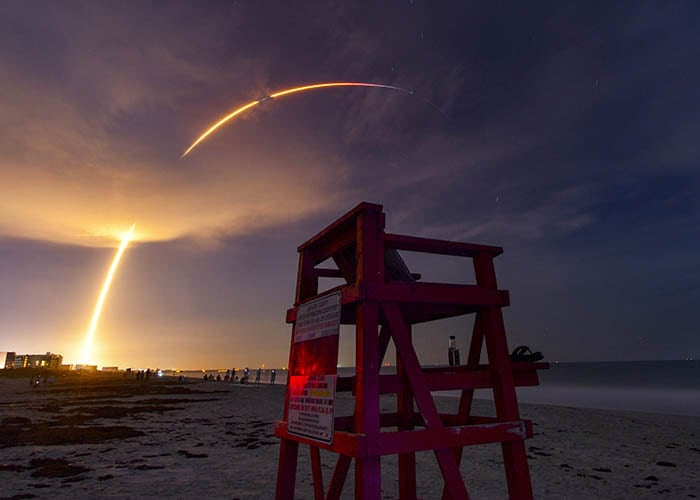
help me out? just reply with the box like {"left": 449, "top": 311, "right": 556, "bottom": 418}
{"left": 243, "top": 367, "right": 249, "bottom": 384}
{"left": 255, "top": 368, "right": 261, "bottom": 384}
{"left": 230, "top": 368, "right": 236, "bottom": 382}
{"left": 270, "top": 369, "right": 277, "bottom": 384}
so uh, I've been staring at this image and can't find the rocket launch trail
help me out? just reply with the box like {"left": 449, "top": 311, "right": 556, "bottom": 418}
{"left": 181, "top": 82, "right": 413, "bottom": 157}
{"left": 81, "top": 224, "right": 136, "bottom": 364}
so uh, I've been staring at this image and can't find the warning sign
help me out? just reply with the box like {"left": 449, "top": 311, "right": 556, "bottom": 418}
{"left": 294, "top": 292, "right": 342, "bottom": 343}
{"left": 287, "top": 374, "right": 337, "bottom": 444}
{"left": 287, "top": 292, "right": 341, "bottom": 443}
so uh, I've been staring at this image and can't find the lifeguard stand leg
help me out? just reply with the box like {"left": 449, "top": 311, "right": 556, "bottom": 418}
{"left": 477, "top": 250, "right": 533, "bottom": 499}
{"left": 276, "top": 438, "right": 299, "bottom": 500}
{"left": 397, "top": 324, "right": 417, "bottom": 500}
{"left": 483, "top": 305, "right": 533, "bottom": 499}
{"left": 355, "top": 301, "right": 381, "bottom": 499}
{"left": 310, "top": 446, "right": 324, "bottom": 499}
{"left": 354, "top": 208, "right": 383, "bottom": 499}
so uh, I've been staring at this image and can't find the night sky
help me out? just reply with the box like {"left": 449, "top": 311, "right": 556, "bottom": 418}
{"left": 0, "top": 2, "right": 698, "bottom": 369}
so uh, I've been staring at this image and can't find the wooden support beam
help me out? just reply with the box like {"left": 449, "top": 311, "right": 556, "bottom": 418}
{"left": 275, "top": 438, "right": 299, "bottom": 500}
{"left": 335, "top": 365, "right": 543, "bottom": 394}
{"left": 310, "top": 445, "right": 324, "bottom": 500}
{"left": 384, "top": 232, "right": 503, "bottom": 257}
{"left": 397, "top": 322, "right": 417, "bottom": 500}
{"left": 354, "top": 208, "right": 382, "bottom": 499}
{"left": 296, "top": 251, "right": 319, "bottom": 304}
{"left": 326, "top": 455, "right": 352, "bottom": 500}
{"left": 383, "top": 302, "right": 469, "bottom": 499}
{"left": 298, "top": 202, "right": 382, "bottom": 253}
{"left": 476, "top": 253, "right": 533, "bottom": 500}
{"left": 315, "top": 268, "right": 344, "bottom": 278}
{"left": 366, "top": 282, "right": 509, "bottom": 307}
{"left": 275, "top": 421, "right": 365, "bottom": 457}
{"left": 378, "top": 420, "right": 530, "bottom": 455}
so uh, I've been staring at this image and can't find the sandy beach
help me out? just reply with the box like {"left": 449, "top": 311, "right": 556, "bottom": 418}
{"left": 0, "top": 375, "right": 698, "bottom": 499}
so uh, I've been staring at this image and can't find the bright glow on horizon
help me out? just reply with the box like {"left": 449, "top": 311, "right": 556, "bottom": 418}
{"left": 181, "top": 82, "right": 413, "bottom": 157}
{"left": 81, "top": 224, "right": 136, "bottom": 364}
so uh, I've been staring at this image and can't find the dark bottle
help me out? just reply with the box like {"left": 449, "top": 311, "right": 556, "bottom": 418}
{"left": 448, "top": 335, "right": 460, "bottom": 366}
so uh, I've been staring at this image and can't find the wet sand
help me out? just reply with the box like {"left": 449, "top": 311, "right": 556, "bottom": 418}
{"left": 0, "top": 375, "right": 698, "bottom": 499}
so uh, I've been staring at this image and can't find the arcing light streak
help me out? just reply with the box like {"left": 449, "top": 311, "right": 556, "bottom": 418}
{"left": 182, "top": 82, "right": 413, "bottom": 157}
{"left": 81, "top": 224, "right": 136, "bottom": 364}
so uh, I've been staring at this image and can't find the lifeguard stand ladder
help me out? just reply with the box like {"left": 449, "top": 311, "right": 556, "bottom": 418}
{"left": 275, "top": 202, "right": 547, "bottom": 499}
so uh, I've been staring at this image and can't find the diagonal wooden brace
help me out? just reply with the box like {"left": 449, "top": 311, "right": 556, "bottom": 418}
{"left": 383, "top": 302, "right": 470, "bottom": 499}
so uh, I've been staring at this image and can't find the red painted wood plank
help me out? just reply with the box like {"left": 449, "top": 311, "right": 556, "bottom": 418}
{"left": 354, "top": 208, "right": 383, "bottom": 499}
{"left": 275, "top": 421, "right": 365, "bottom": 457}
{"left": 503, "top": 441, "right": 534, "bottom": 500}
{"left": 396, "top": 323, "right": 417, "bottom": 500}
{"left": 422, "top": 362, "right": 549, "bottom": 374}
{"left": 383, "top": 302, "right": 469, "bottom": 499}
{"left": 377, "top": 420, "right": 530, "bottom": 455}
{"left": 366, "top": 282, "right": 509, "bottom": 307}
{"left": 384, "top": 232, "right": 503, "bottom": 257}
{"left": 326, "top": 454, "right": 352, "bottom": 500}
{"left": 475, "top": 252, "right": 534, "bottom": 499}
{"left": 275, "top": 438, "right": 299, "bottom": 500}
{"left": 336, "top": 367, "right": 543, "bottom": 395}
{"left": 310, "top": 445, "right": 324, "bottom": 500}
{"left": 296, "top": 251, "right": 319, "bottom": 304}
{"left": 298, "top": 202, "right": 382, "bottom": 252}
{"left": 315, "top": 268, "right": 344, "bottom": 278}
{"left": 334, "top": 412, "right": 422, "bottom": 431}
{"left": 308, "top": 227, "right": 357, "bottom": 265}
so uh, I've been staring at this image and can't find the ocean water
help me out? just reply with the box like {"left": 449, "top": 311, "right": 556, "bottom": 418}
{"left": 514, "top": 360, "right": 700, "bottom": 416}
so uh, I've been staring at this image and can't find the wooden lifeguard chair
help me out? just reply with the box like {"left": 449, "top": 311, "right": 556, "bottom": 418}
{"left": 275, "top": 202, "right": 547, "bottom": 499}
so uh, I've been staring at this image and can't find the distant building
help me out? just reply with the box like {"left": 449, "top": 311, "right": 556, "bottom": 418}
{"left": 74, "top": 364, "right": 97, "bottom": 371}
{"left": 11, "top": 352, "right": 63, "bottom": 369}
{"left": 0, "top": 352, "right": 16, "bottom": 369}
{"left": 101, "top": 366, "right": 119, "bottom": 372}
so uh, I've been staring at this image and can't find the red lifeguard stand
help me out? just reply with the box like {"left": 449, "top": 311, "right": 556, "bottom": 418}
{"left": 275, "top": 202, "right": 547, "bottom": 499}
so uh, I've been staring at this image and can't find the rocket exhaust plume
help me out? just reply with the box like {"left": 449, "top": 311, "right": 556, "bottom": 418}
{"left": 181, "top": 82, "right": 413, "bottom": 157}
{"left": 81, "top": 224, "right": 136, "bottom": 364}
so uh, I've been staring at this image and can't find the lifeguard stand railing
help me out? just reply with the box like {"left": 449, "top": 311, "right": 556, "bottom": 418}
{"left": 275, "top": 202, "right": 547, "bottom": 499}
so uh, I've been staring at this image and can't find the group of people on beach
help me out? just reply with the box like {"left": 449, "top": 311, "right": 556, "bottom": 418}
{"left": 134, "top": 368, "right": 157, "bottom": 380}
{"left": 202, "top": 367, "right": 277, "bottom": 384}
